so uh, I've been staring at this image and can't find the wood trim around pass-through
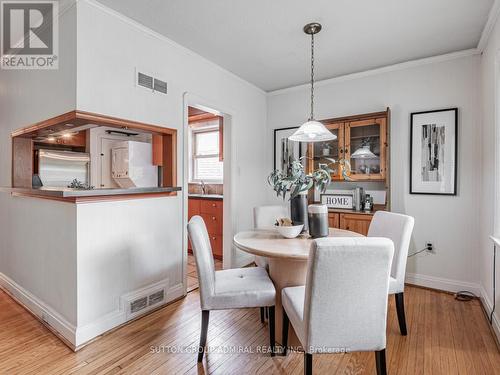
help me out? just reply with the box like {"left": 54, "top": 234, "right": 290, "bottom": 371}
{"left": 11, "top": 110, "right": 177, "bottom": 137}
{"left": 11, "top": 191, "right": 178, "bottom": 203}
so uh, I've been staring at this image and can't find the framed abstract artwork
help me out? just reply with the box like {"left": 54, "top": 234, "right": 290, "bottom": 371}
{"left": 273, "top": 127, "right": 305, "bottom": 172}
{"left": 410, "top": 108, "right": 458, "bottom": 195}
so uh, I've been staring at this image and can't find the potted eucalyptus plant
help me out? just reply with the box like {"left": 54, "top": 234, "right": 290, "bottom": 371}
{"left": 268, "top": 158, "right": 335, "bottom": 232}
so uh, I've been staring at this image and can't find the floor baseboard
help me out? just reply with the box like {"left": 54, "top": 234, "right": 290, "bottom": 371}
{"left": 405, "top": 272, "right": 481, "bottom": 295}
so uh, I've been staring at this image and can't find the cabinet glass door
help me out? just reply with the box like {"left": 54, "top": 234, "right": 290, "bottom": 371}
{"left": 307, "top": 122, "right": 344, "bottom": 180}
{"left": 345, "top": 118, "right": 386, "bottom": 180}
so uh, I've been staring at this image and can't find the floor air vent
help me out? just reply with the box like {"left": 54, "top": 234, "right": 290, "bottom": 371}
{"left": 122, "top": 280, "right": 169, "bottom": 320}
{"left": 148, "top": 289, "right": 165, "bottom": 306}
{"left": 130, "top": 296, "right": 148, "bottom": 314}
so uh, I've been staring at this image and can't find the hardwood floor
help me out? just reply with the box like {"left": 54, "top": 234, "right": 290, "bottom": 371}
{"left": 0, "top": 285, "right": 498, "bottom": 374}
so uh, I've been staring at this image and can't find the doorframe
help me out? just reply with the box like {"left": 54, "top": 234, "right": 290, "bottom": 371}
{"left": 182, "top": 92, "right": 236, "bottom": 293}
{"left": 495, "top": 49, "right": 500, "bottom": 234}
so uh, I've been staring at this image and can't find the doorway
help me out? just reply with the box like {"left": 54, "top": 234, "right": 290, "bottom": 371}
{"left": 185, "top": 105, "right": 225, "bottom": 292}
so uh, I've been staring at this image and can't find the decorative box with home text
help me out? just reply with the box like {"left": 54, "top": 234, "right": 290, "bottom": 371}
{"left": 320, "top": 193, "right": 353, "bottom": 209}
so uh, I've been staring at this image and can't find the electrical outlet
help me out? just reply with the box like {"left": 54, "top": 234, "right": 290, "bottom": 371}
{"left": 426, "top": 242, "right": 434, "bottom": 252}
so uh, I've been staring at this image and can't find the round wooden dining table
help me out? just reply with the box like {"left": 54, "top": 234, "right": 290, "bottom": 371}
{"left": 233, "top": 228, "right": 363, "bottom": 347}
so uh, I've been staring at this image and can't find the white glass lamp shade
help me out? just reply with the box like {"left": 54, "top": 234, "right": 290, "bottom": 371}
{"left": 351, "top": 145, "right": 377, "bottom": 159}
{"left": 289, "top": 120, "right": 337, "bottom": 142}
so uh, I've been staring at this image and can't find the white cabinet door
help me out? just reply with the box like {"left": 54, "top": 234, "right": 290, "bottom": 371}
{"left": 100, "top": 138, "right": 120, "bottom": 188}
{"left": 112, "top": 147, "right": 129, "bottom": 178}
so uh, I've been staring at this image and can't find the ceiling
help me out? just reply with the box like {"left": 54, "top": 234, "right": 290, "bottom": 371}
{"left": 97, "top": 0, "right": 494, "bottom": 92}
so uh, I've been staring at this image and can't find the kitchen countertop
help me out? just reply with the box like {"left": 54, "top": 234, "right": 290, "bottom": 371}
{"left": 0, "top": 186, "right": 181, "bottom": 199}
{"left": 188, "top": 193, "right": 223, "bottom": 200}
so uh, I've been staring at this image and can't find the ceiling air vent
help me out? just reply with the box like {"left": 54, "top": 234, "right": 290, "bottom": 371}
{"left": 154, "top": 78, "right": 168, "bottom": 95}
{"left": 136, "top": 69, "right": 168, "bottom": 95}
{"left": 137, "top": 72, "right": 153, "bottom": 90}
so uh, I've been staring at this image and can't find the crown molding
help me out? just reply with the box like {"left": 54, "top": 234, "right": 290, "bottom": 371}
{"left": 83, "top": 0, "right": 267, "bottom": 96}
{"left": 268, "top": 48, "right": 480, "bottom": 96}
{"left": 478, "top": 0, "right": 500, "bottom": 52}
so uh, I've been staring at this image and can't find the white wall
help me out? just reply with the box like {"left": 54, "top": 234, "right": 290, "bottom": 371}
{"left": 74, "top": 197, "right": 183, "bottom": 345}
{"left": 0, "top": 0, "right": 78, "bottom": 329}
{"left": 268, "top": 55, "right": 481, "bottom": 292}
{"left": 479, "top": 10, "right": 500, "bottom": 336}
{"left": 76, "top": 0, "right": 267, "bottom": 267}
{"left": 0, "top": 0, "right": 77, "bottom": 187}
{"left": 0, "top": 196, "right": 77, "bottom": 326}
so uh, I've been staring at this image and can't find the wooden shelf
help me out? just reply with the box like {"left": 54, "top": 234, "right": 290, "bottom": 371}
{"left": 349, "top": 135, "right": 380, "bottom": 140}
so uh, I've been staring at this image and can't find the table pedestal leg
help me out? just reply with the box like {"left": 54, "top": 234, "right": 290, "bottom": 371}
{"left": 267, "top": 258, "right": 308, "bottom": 349}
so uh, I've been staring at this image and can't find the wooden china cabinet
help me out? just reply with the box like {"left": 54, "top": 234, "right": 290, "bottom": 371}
{"left": 307, "top": 108, "right": 391, "bottom": 236}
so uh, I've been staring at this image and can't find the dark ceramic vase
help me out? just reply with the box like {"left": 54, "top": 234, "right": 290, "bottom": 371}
{"left": 290, "top": 193, "right": 308, "bottom": 232}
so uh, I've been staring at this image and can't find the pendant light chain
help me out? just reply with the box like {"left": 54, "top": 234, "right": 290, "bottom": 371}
{"left": 289, "top": 22, "right": 336, "bottom": 142}
{"left": 310, "top": 32, "right": 315, "bottom": 121}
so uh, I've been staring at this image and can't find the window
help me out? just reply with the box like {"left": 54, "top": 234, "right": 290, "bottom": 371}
{"left": 191, "top": 127, "right": 223, "bottom": 182}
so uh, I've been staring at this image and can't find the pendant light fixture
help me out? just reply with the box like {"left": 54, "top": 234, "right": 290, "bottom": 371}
{"left": 289, "top": 23, "right": 336, "bottom": 143}
{"left": 351, "top": 144, "right": 377, "bottom": 159}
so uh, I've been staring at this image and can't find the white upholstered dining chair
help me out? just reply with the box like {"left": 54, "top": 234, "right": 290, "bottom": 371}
{"left": 187, "top": 216, "right": 277, "bottom": 362}
{"left": 368, "top": 211, "right": 414, "bottom": 336}
{"left": 281, "top": 237, "right": 394, "bottom": 375}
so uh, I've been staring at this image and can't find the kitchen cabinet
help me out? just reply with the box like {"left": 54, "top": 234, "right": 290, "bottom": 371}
{"left": 307, "top": 111, "right": 389, "bottom": 182}
{"left": 188, "top": 197, "right": 223, "bottom": 259}
{"left": 188, "top": 198, "right": 200, "bottom": 219}
{"left": 328, "top": 211, "right": 374, "bottom": 236}
{"left": 328, "top": 212, "right": 339, "bottom": 228}
{"left": 53, "top": 131, "right": 87, "bottom": 148}
{"left": 339, "top": 213, "right": 373, "bottom": 236}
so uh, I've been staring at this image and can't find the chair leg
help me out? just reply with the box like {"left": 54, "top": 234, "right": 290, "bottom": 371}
{"left": 375, "top": 349, "right": 387, "bottom": 375}
{"left": 304, "top": 353, "right": 313, "bottom": 375}
{"left": 260, "top": 307, "right": 265, "bottom": 323}
{"left": 265, "top": 306, "right": 269, "bottom": 319}
{"left": 268, "top": 306, "right": 275, "bottom": 357}
{"left": 197, "top": 310, "right": 210, "bottom": 362}
{"left": 282, "top": 307, "right": 289, "bottom": 356}
{"left": 395, "top": 292, "right": 407, "bottom": 336}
